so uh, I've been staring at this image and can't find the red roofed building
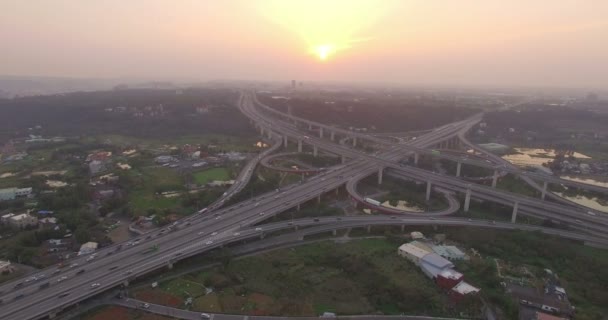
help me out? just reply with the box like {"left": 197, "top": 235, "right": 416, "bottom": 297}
{"left": 436, "top": 269, "right": 464, "bottom": 290}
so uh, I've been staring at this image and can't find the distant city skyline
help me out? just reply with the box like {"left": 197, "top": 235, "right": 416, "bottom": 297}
{"left": 1, "top": 0, "right": 607, "bottom": 88}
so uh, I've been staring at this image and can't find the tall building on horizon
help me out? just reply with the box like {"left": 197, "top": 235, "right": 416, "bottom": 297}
{"left": 291, "top": 79, "right": 296, "bottom": 89}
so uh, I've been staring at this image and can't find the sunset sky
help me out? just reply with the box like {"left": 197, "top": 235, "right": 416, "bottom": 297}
{"left": 1, "top": 0, "right": 607, "bottom": 87}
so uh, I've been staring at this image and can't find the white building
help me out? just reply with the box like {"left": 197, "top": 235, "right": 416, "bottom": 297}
{"left": 8, "top": 213, "right": 38, "bottom": 228}
{"left": 79, "top": 242, "right": 98, "bottom": 255}
{"left": 410, "top": 231, "right": 424, "bottom": 240}
{"left": 0, "top": 260, "right": 14, "bottom": 273}
{"left": 0, "top": 187, "right": 32, "bottom": 201}
{"left": 398, "top": 243, "right": 431, "bottom": 265}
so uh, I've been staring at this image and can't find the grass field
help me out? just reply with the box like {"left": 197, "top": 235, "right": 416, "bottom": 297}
{"left": 193, "top": 167, "right": 231, "bottom": 185}
{"left": 133, "top": 239, "right": 464, "bottom": 317}
{"left": 92, "top": 134, "right": 261, "bottom": 152}
{"left": 129, "top": 167, "right": 184, "bottom": 214}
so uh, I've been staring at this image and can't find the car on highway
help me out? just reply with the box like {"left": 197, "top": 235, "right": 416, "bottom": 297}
{"left": 233, "top": 232, "right": 241, "bottom": 236}
{"left": 57, "top": 276, "right": 68, "bottom": 283}
{"left": 91, "top": 283, "right": 100, "bottom": 288}
{"left": 69, "top": 263, "right": 78, "bottom": 268}
{"left": 125, "top": 270, "right": 133, "bottom": 275}
{"left": 142, "top": 303, "right": 150, "bottom": 309}
{"left": 205, "top": 241, "right": 213, "bottom": 245}
{"left": 201, "top": 313, "right": 211, "bottom": 319}
{"left": 13, "top": 282, "right": 24, "bottom": 288}
{"left": 259, "top": 212, "right": 265, "bottom": 216}
{"left": 211, "top": 232, "right": 218, "bottom": 236}
{"left": 255, "top": 227, "right": 263, "bottom": 231}
{"left": 58, "top": 292, "right": 70, "bottom": 298}
{"left": 198, "top": 231, "right": 205, "bottom": 236}
{"left": 76, "top": 269, "right": 85, "bottom": 275}
{"left": 39, "top": 282, "right": 50, "bottom": 290}
{"left": 313, "top": 218, "right": 320, "bottom": 222}
{"left": 109, "top": 266, "right": 118, "bottom": 271}
{"left": 13, "top": 294, "right": 25, "bottom": 300}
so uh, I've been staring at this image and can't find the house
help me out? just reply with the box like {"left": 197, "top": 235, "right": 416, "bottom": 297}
{"left": 410, "top": 231, "right": 424, "bottom": 240}
{"left": 449, "top": 281, "right": 480, "bottom": 302}
{"left": 419, "top": 253, "right": 454, "bottom": 279}
{"left": 432, "top": 245, "right": 468, "bottom": 261}
{"left": 398, "top": 243, "right": 430, "bottom": 265}
{"left": 0, "top": 187, "right": 33, "bottom": 201}
{"left": 0, "top": 260, "right": 14, "bottom": 273}
{"left": 154, "top": 155, "right": 177, "bottom": 164}
{"left": 436, "top": 269, "right": 464, "bottom": 290}
{"left": 79, "top": 242, "right": 98, "bottom": 255}
{"left": 1, "top": 213, "right": 15, "bottom": 224}
{"left": 7, "top": 213, "right": 38, "bottom": 228}
{"left": 40, "top": 217, "right": 58, "bottom": 227}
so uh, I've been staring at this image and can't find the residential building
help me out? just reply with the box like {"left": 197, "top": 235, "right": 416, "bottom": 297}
{"left": 436, "top": 269, "right": 464, "bottom": 290}
{"left": 432, "top": 245, "right": 468, "bottom": 261}
{"left": 449, "top": 281, "right": 480, "bottom": 302}
{"left": 154, "top": 155, "right": 177, "bottom": 164}
{"left": 0, "top": 187, "right": 32, "bottom": 201}
{"left": 89, "top": 160, "right": 107, "bottom": 175}
{"left": 1, "top": 213, "right": 15, "bottom": 224}
{"left": 8, "top": 213, "right": 38, "bottom": 228}
{"left": 0, "top": 260, "right": 14, "bottom": 273}
{"left": 79, "top": 242, "right": 98, "bottom": 255}
{"left": 410, "top": 240, "right": 433, "bottom": 252}
{"left": 410, "top": 231, "right": 424, "bottom": 240}
{"left": 419, "top": 253, "right": 454, "bottom": 279}
{"left": 398, "top": 243, "right": 430, "bottom": 265}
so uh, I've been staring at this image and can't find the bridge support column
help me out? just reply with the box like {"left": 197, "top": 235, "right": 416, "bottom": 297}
{"left": 378, "top": 167, "right": 383, "bottom": 185}
{"left": 330, "top": 131, "right": 335, "bottom": 141}
{"left": 296, "top": 203, "right": 301, "bottom": 211}
{"left": 297, "top": 140, "right": 302, "bottom": 152}
{"left": 317, "top": 194, "right": 321, "bottom": 204}
{"left": 333, "top": 229, "right": 337, "bottom": 236}
{"left": 353, "top": 137, "right": 357, "bottom": 147}
{"left": 260, "top": 127, "right": 264, "bottom": 136}
{"left": 401, "top": 225, "right": 405, "bottom": 232}
{"left": 491, "top": 170, "right": 499, "bottom": 188}
{"left": 456, "top": 162, "right": 462, "bottom": 177}
{"left": 426, "top": 181, "right": 432, "bottom": 201}
{"left": 308, "top": 124, "right": 312, "bottom": 130}
{"left": 123, "top": 280, "right": 129, "bottom": 287}
{"left": 267, "top": 130, "right": 272, "bottom": 139}
{"left": 319, "top": 127, "right": 324, "bottom": 138}
{"left": 341, "top": 155, "right": 346, "bottom": 164}
{"left": 283, "top": 135, "right": 288, "bottom": 148}
{"left": 287, "top": 104, "right": 292, "bottom": 115}
{"left": 464, "top": 188, "right": 471, "bottom": 212}
{"left": 260, "top": 233, "right": 265, "bottom": 239}
{"left": 336, "top": 188, "right": 339, "bottom": 195}
{"left": 313, "top": 145, "right": 318, "bottom": 157}
{"left": 167, "top": 262, "right": 173, "bottom": 270}
{"left": 414, "top": 153, "right": 419, "bottom": 166}
{"left": 541, "top": 181, "right": 548, "bottom": 200}
{"left": 367, "top": 225, "right": 371, "bottom": 233}
{"left": 511, "top": 202, "right": 519, "bottom": 223}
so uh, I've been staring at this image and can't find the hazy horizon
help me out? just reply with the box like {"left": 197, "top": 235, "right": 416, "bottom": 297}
{"left": 2, "top": 0, "right": 608, "bottom": 88}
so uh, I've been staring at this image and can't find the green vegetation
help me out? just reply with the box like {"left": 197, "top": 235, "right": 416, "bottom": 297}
{"left": 193, "top": 167, "right": 231, "bottom": 185}
{"left": 135, "top": 239, "right": 478, "bottom": 317}
{"left": 127, "top": 166, "right": 185, "bottom": 214}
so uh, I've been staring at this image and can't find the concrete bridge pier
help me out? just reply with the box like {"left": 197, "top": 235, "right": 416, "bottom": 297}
{"left": 367, "top": 225, "right": 371, "bottom": 233}
{"left": 319, "top": 127, "right": 324, "bottom": 138}
{"left": 332, "top": 229, "right": 337, "bottom": 236}
{"left": 378, "top": 167, "right": 383, "bottom": 185}
{"left": 456, "top": 162, "right": 462, "bottom": 177}
{"left": 491, "top": 170, "right": 499, "bottom": 188}
{"left": 267, "top": 130, "right": 272, "bottom": 139}
{"left": 511, "top": 202, "right": 519, "bottom": 223}
{"left": 330, "top": 131, "right": 335, "bottom": 141}
{"left": 260, "top": 127, "right": 265, "bottom": 136}
{"left": 401, "top": 225, "right": 405, "bottom": 232}
{"left": 297, "top": 140, "right": 302, "bottom": 152}
{"left": 317, "top": 194, "right": 321, "bottom": 204}
{"left": 341, "top": 155, "right": 346, "bottom": 164}
{"left": 260, "top": 233, "right": 265, "bottom": 240}
{"left": 283, "top": 135, "right": 288, "bottom": 148}
{"left": 294, "top": 225, "right": 299, "bottom": 231}
{"left": 297, "top": 203, "right": 301, "bottom": 211}
{"left": 414, "top": 153, "right": 419, "bottom": 166}
{"left": 308, "top": 124, "right": 312, "bottom": 130}
{"left": 464, "top": 188, "right": 471, "bottom": 212}
{"left": 123, "top": 280, "right": 129, "bottom": 287}
{"left": 541, "top": 181, "right": 548, "bottom": 200}
{"left": 353, "top": 136, "right": 357, "bottom": 147}
{"left": 426, "top": 181, "right": 432, "bottom": 201}
{"left": 313, "top": 145, "right": 318, "bottom": 157}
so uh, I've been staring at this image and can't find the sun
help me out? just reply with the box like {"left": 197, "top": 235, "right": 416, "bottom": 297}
{"left": 314, "top": 44, "right": 334, "bottom": 61}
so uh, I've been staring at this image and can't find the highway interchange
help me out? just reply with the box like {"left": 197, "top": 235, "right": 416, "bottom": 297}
{"left": 1, "top": 91, "right": 607, "bottom": 320}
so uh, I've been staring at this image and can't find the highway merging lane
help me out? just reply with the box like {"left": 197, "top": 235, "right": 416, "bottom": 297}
{"left": 2, "top": 92, "right": 606, "bottom": 319}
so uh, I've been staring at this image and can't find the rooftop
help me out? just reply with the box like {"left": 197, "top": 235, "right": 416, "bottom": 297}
{"left": 398, "top": 243, "right": 431, "bottom": 259}
{"left": 439, "top": 269, "right": 463, "bottom": 280}
{"left": 421, "top": 253, "right": 453, "bottom": 269}
{"left": 452, "top": 281, "right": 480, "bottom": 295}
